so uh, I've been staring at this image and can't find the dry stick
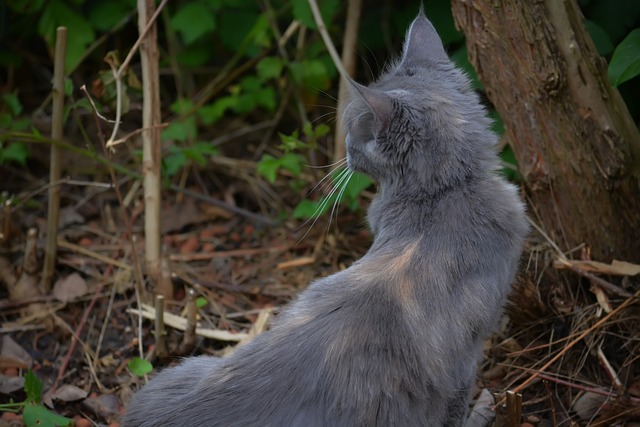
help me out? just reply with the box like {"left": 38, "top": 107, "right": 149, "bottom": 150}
{"left": 179, "top": 288, "right": 198, "bottom": 355}
{"left": 507, "top": 287, "right": 640, "bottom": 399}
{"left": 106, "top": 0, "right": 169, "bottom": 146}
{"left": 3, "top": 130, "right": 276, "bottom": 225}
{"left": 333, "top": 0, "right": 362, "bottom": 164}
{"left": 42, "top": 27, "right": 67, "bottom": 293}
{"left": 137, "top": 0, "right": 166, "bottom": 297}
{"left": 154, "top": 295, "right": 167, "bottom": 356}
{"left": 564, "top": 263, "right": 631, "bottom": 298}
{"left": 308, "top": 0, "right": 349, "bottom": 81}
{"left": 80, "top": 85, "right": 147, "bottom": 357}
{"left": 536, "top": 372, "right": 640, "bottom": 404}
{"left": 49, "top": 278, "right": 109, "bottom": 395}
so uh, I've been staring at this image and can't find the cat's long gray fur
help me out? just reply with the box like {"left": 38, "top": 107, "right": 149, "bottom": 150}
{"left": 123, "top": 10, "right": 528, "bottom": 427}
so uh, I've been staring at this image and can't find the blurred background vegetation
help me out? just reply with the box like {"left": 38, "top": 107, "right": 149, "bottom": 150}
{"left": 0, "top": 0, "right": 639, "bottom": 217}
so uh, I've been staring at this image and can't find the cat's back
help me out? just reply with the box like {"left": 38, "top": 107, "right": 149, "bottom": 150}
{"left": 123, "top": 270, "right": 449, "bottom": 427}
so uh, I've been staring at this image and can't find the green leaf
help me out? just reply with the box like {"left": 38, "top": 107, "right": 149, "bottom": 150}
{"left": 162, "top": 119, "right": 197, "bottom": 142}
{"left": 6, "top": 0, "right": 46, "bottom": 14}
{"left": 64, "top": 77, "right": 73, "bottom": 97}
{"left": 279, "top": 153, "right": 304, "bottom": 177}
{"left": 128, "top": 357, "right": 153, "bottom": 377}
{"left": 500, "top": 145, "right": 520, "bottom": 182}
{"left": 170, "top": 3, "right": 216, "bottom": 44}
{"left": 177, "top": 44, "right": 212, "bottom": 66}
{"left": 89, "top": 1, "right": 133, "bottom": 32}
{"left": 585, "top": 20, "right": 614, "bottom": 57}
{"left": 293, "top": 198, "right": 323, "bottom": 219}
{"left": 23, "top": 404, "right": 73, "bottom": 427}
{"left": 219, "top": 10, "right": 259, "bottom": 53}
{"left": 488, "top": 110, "right": 505, "bottom": 136}
{"left": 278, "top": 131, "right": 305, "bottom": 152}
{"left": 257, "top": 57, "right": 284, "bottom": 81}
{"left": 38, "top": 0, "right": 96, "bottom": 72}
{"left": 0, "top": 142, "right": 29, "bottom": 166}
{"left": 24, "top": 370, "right": 43, "bottom": 404}
{"left": 170, "top": 98, "right": 195, "bottom": 115}
{"left": 257, "top": 154, "right": 280, "bottom": 183}
{"left": 294, "top": 59, "right": 330, "bottom": 90}
{"left": 609, "top": 29, "right": 640, "bottom": 86}
{"left": 343, "top": 171, "right": 372, "bottom": 201}
{"left": 291, "top": 0, "right": 340, "bottom": 30}
{"left": 198, "top": 97, "right": 237, "bottom": 125}
{"left": 163, "top": 149, "right": 187, "bottom": 177}
{"left": 2, "top": 93, "right": 22, "bottom": 116}
{"left": 195, "top": 296, "right": 208, "bottom": 308}
{"left": 183, "top": 142, "right": 218, "bottom": 165}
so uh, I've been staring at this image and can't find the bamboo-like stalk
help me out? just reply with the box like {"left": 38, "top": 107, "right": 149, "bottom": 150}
{"left": 42, "top": 27, "right": 67, "bottom": 293}
{"left": 333, "top": 0, "right": 362, "bottom": 164}
{"left": 154, "top": 295, "right": 167, "bottom": 356}
{"left": 137, "top": 0, "right": 167, "bottom": 298}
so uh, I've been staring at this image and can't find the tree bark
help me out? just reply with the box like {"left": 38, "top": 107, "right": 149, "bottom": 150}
{"left": 451, "top": 0, "right": 640, "bottom": 262}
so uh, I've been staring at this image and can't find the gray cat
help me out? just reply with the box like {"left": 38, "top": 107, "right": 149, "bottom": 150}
{"left": 123, "top": 11, "right": 527, "bottom": 427}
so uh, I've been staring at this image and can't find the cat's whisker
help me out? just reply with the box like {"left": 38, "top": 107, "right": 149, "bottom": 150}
{"left": 295, "top": 191, "right": 338, "bottom": 245}
{"left": 327, "top": 170, "right": 353, "bottom": 235}
{"left": 305, "top": 164, "right": 349, "bottom": 198}
{"left": 305, "top": 158, "right": 347, "bottom": 169}
{"left": 325, "top": 169, "right": 352, "bottom": 234}
{"left": 296, "top": 168, "right": 351, "bottom": 244}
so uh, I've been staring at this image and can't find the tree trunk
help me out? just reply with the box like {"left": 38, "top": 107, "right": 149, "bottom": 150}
{"left": 450, "top": 0, "right": 640, "bottom": 262}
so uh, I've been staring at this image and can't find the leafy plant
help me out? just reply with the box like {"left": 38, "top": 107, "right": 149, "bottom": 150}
{"left": 128, "top": 357, "right": 153, "bottom": 377}
{"left": 0, "top": 93, "right": 31, "bottom": 166}
{"left": 0, "top": 370, "right": 73, "bottom": 427}
{"left": 293, "top": 168, "right": 372, "bottom": 219}
{"left": 608, "top": 29, "right": 640, "bottom": 86}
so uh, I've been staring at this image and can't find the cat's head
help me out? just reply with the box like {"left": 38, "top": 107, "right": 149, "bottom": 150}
{"left": 343, "top": 11, "right": 495, "bottom": 194}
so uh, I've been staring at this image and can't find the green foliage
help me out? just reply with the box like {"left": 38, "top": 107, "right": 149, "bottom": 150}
{"left": 293, "top": 170, "right": 372, "bottom": 219}
{"left": 291, "top": 0, "right": 341, "bottom": 30}
{"left": 171, "top": 2, "right": 216, "bottom": 44}
{"left": 257, "top": 153, "right": 305, "bottom": 184}
{"left": 128, "top": 357, "right": 153, "bottom": 377}
{"left": 0, "top": 93, "right": 31, "bottom": 166}
{"left": 585, "top": 21, "right": 614, "bottom": 56}
{"left": 609, "top": 29, "right": 640, "bottom": 86}
{"left": 0, "top": 370, "right": 73, "bottom": 427}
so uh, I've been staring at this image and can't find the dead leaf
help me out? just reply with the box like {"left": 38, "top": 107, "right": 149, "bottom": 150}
{"left": 160, "top": 198, "right": 207, "bottom": 234}
{"left": 555, "top": 259, "right": 640, "bottom": 276}
{"left": 58, "top": 206, "right": 85, "bottom": 228}
{"left": 465, "top": 388, "right": 495, "bottom": 427}
{"left": 51, "top": 384, "right": 89, "bottom": 402}
{"left": 53, "top": 273, "right": 88, "bottom": 302}
{"left": 82, "top": 393, "right": 119, "bottom": 420}
{"left": 0, "top": 374, "right": 25, "bottom": 394}
{"left": 0, "top": 335, "right": 33, "bottom": 369}
{"left": 573, "top": 391, "right": 608, "bottom": 421}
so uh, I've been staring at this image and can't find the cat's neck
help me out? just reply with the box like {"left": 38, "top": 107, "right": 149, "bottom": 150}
{"left": 366, "top": 172, "right": 479, "bottom": 245}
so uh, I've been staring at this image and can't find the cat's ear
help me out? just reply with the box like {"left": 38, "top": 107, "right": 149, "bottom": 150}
{"left": 401, "top": 11, "right": 448, "bottom": 65}
{"left": 346, "top": 78, "right": 393, "bottom": 130}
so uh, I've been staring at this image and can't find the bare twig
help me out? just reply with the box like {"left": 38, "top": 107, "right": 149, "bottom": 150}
{"left": 154, "top": 295, "right": 167, "bottom": 356}
{"left": 333, "top": 0, "right": 362, "bottom": 164}
{"left": 179, "top": 288, "right": 198, "bottom": 354}
{"left": 507, "top": 287, "right": 640, "bottom": 398}
{"left": 42, "top": 27, "right": 67, "bottom": 293}
{"left": 137, "top": 0, "right": 166, "bottom": 297}
{"left": 128, "top": 303, "right": 249, "bottom": 342}
{"left": 307, "top": 0, "right": 349, "bottom": 79}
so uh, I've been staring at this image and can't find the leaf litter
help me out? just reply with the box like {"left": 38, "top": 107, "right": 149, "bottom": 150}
{"left": 1, "top": 160, "right": 639, "bottom": 427}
